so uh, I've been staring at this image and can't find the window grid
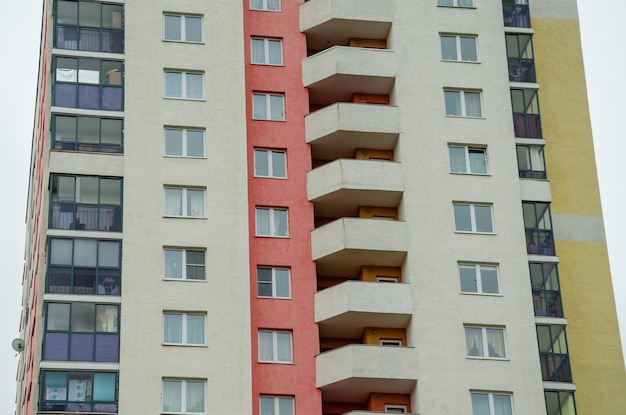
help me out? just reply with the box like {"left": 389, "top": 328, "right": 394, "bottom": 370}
{"left": 465, "top": 326, "right": 507, "bottom": 359}
{"left": 445, "top": 89, "right": 482, "bottom": 117}
{"left": 454, "top": 203, "right": 493, "bottom": 233}
{"left": 163, "top": 14, "right": 202, "bottom": 43}
{"left": 163, "top": 312, "right": 206, "bottom": 346}
{"left": 164, "top": 71, "right": 204, "bottom": 100}
{"left": 164, "top": 128, "right": 205, "bottom": 158}
{"left": 163, "top": 248, "right": 206, "bottom": 281}
{"left": 254, "top": 149, "right": 287, "bottom": 178}
{"left": 255, "top": 207, "right": 289, "bottom": 237}
{"left": 164, "top": 187, "right": 205, "bottom": 218}
{"left": 162, "top": 379, "right": 206, "bottom": 414}
{"left": 449, "top": 145, "right": 487, "bottom": 174}
{"left": 258, "top": 330, "right": 293, "bottom": 363}
{"left": 251, "top": 37, "right": 283, "bottom": 65}
{"left": 470, "top": 392, "right": 513, "bottom": 415}
{"left": 260, "top": 396, "right": 294, "bottom": 415}
{"left": 440, "top": 34, "right": 478, "bottom": 62}
{"left": 459, "top": 263, "right": 499, "bottom": 295}
{"left": 257, "top": 267, "right": 291, "bottom": 298}
{"left": 40, "top": 371, "right": 118, "bottom": 412}
{"left": 52, "top": 114, "right": 123, "bottom": 154}
{"left": 250, "top": 0, "right": 281, "bottom": 12}
{"left": 253, "top": 93, "right": 285, "bottom": 121}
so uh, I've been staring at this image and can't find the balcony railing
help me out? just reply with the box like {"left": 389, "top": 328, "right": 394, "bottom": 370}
{"left": 526, "top": 229, "right": 554, "bottom": 255}
{"left": 53, "top": 141, "right": 123, "bottom": 154}
{"left": 503, "top": 3, "right": 530, "bottom": 28}
{"left": 50, "top": 203, "right": 122, "bottom": 232}
{"left": 55, "top": 25, "right": 123, "bottom": 53}
{"left": 540, "top": 353, "right": 572, "bottom": 383}
{"left": 533, "top": 290, "right": 563, "bottom": 318}
{"left": 519, "top": 169, "right": 546, "bottom": 180}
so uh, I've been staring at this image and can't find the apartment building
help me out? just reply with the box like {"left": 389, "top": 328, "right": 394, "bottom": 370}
{"left": 14, "top": 0, "right": 626, "bottom": 414}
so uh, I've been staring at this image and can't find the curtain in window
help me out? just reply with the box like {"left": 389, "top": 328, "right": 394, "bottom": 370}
{"left": 251, "top": 39, "right": 265, "bottom": 63}
{"left": 185, "top": 73, "right": 203, "bottom": 99}
{"left": 164, "top": 15, "right": 181, "bottom": 41}
{"left": 253, "top": 94, "right": 267, "bottom": 119}
{"left": 164, "top": 72, "right": 182, "bottom": 98}
{"left": 256, "top": 209, "right": 270, "bottom": 235}
{"left": 465, "top": 92, "right": 482, "bottom": 117}
{"left": 186, "top": 381, "right": 205, "bottom": 413}
{"left": 444, "top": 91, "right": 461, "bottom": 116}
{"left": 274, "top": 209, "right": 288, "bottom": 236}
{"left": 44, "top": 372, "right": 68, "bottom": 400}
{"left": 164, "top": 250, "right": 183, "bottom": 279}
{"left": 474, "top": 206, "right": 493, "bottom": 233}
{"left": 469, "top": 150, "right": 487, "bottom": 173}
{"left": 162, "top": 381, "right": 181, "bottom": 412}
{"left": 268, "top": 40, "right": 282, "bottom": 64}
{"left": 277, "top": 332, "right": 291, "bottom": 362}
{"left": 186, "top": 190, "right": 204, "bottom": 217}
{"left": 185, "top": 17, "right": 202, "bottom": 42}
{"left": 164, "top": 188, "right": 182, "bottom": 216}
{"left": 269, "top": 95, "right": 284, "bottom": 120}
{"left": 267, "top": 0, "right": 280, "bottom": 10}
{"left": 454, "top": 204, "right": 472, "bottom": 232}
{"left": 258, "top": 332, "right": 273, "bottom": 361}
{"left": 164, "top": 314, "right": 183, "bottom": 343}
{"left": 260, "top": 397, "right": 275, "bottom": 415}
{"left": 272, "top": 151, "right": 286, "bottom": 177}
{"left": 493, "top": 395, "right": 512, "bottom": 415}
{"left": 487, "top": 329, "right": 506, "bottom": 358}
{"left": 279, "top": 398, "right": 294, "bottom": 415}
{"left": 465, "top": 327, "right": 483, "bottom": 356}
{"left": 186, "top": 130, "right": 204, "bottom": 157}
{"left": 275, "top": 269, "right": 290, "bottom": 297}
{"left": 448, "top": 147, "right": 466, "bottom": 172}
{"left": 471, "top": 393, "right": 490, "bottom": 415}
{"left": 186, "top": 315, "right": 205, "bottom": 344}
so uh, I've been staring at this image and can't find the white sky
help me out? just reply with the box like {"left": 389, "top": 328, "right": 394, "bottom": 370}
{"left": 0, "top": 0, "right": 623, "bottom": 410}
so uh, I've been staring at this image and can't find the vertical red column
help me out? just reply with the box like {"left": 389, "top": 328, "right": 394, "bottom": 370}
{"left": 244, "top": 0, "right": 321, "bottom": 414}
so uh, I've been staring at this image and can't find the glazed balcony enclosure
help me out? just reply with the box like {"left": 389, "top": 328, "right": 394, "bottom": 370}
{"left": 530, "top": 263, "right": 563, "bottom": 318}
{"left": 316, "top": 344, "right": 418, "bottom": 402}
{"left": 506, "top": 33, "right": 536, "bottom": 83}
{"left": 537, "top": 325, "right": 572, "bottom": 383}
{"left": 523, "top": 201, "right": 554, "bottom": 256}
{"left": 503, "top": 0, "right": 531, "bottom": 28}
{"left": 308, "top": 159, "right": 403, "bottom": 219}
{"left": 306, "top": 103, "right": 399, "bottom": 161}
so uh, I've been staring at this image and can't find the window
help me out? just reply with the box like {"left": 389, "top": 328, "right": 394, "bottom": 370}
{"left": 253, "top": 93, "right": 285, "bottom": 120}
{"left": 164, "top": 249, "right": 205, "bottom": 280}
{"left": 163, "top": 312, "right": 205, "bottom": 345}
{"left": 449, "top": 145, "right": 487, "bottom": 174}
{"left": 53, "top": 57, "right": 123, "bottom": 110}
{"left": 445, "top": 90, "right": 482, "bottom": 117}
{"left": 260, "top": 396, "right": 293, "bottom": 415}
{"left": 40, "top": 371, "right": 118, "bottom": 412}
{"left": 385, "top": 405, "right": 408, "bottom": 413}
{"left": 459, "top": 264, "right": 499, "bottom": 294}
{"left": 506, "top": 34, "right": 536, "bottom": 83}
{"left": 516, "top": 145, "right": 546, "bottom": 179}
{"left": 54, "top": 0, "right": 124, "bottom": 53}
{"left": 257, "top": 267, "right": 291, "bottom": 298}
{"left": 163, "top": 14, "right": 202, "bottom": 43}
{"left": 162, "top": 379, "right": 205, "bottom": 414}
{"left": 256, "top": 207, "right": 288, "bottom": 237}
{"left": 454, "top": 203, "right": 493, "bottom": 233}
{"left": 43, "top": 303, "right": 119, "bottom": 362}
{"left": 465, "top": 326, "right": 506, "bottom": 358}
{"left": 438, "top": 0, "right": 473, "bottom": 6}
{"left": 254, "top": 149, "right": 286, "bottom": 178}
{"left": 503, "top": 0, "right": 531, "bottom": 28}
{"left": 522, "top": 202, "right": 553, "bottom": 255}
{"left": 250, "top": 0, "right": 280, "bottom": 11}
{"left": 537, "top": 325, "right": 572, "bottom": 382}
{"left": 511, "top": 88, "right": 542, "bottom": 138}
{"left": 380, "top": 339, "right": 403, "bottom": 347}
{"left": 530, "top": 263, "right": 563, "bottom": 318}
{"left": 440, "top": 35, "right": 477, "bottom": 62}
{"left": 164, "top": 128, "right": 205, "bottom": 158}
{"left": 49, "top": 175, "right": 123, "bottom": 232}
{"left": 164, "top": 187, "right": 205, "bottom": 217}
{"left": 471, "top": 392, "right": 513, "bottom": 415}
{"left": 545, "top": 391, "right": 577, "bottom": 415}
{"left": 164, "top": 71, "right": 203, "bottom": 100}
{"left": 47, "top": 238, "right": 121, "bottom": 295}
{"left": 258, "top": 330, "right": 292, "bottom": 363}
{"left": 52, "top": 115, "right": 123, "bottom": 153}
{"left": 251, "top": 38, "right": 283, "bottom": 65}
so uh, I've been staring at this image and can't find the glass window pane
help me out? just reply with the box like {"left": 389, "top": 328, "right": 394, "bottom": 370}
{"left": 256, "top": 208, "right": 270, "bottom": 235}
{"left": 474, "top": 205, "right": 493, "bottom": 232}
{"left": 272, "top": 151, "right": 286, "bottom": 177}
{"left": 74, "top": 239, "right": 98, "bottom": 267}
{"left": 185, "top": 17, "right": 202, "bottom": 42}
{"left": 98, "top": 241, "right": 120, "bottom": 267}
{"left": 273, "top": 209, "right": 288, "bottom": 236}
{"left": 471, "top": 393, "right": 490, "bottom": 415}
{"left": 279, "top": 398, "right": 294, "bottom": 415}
{"left": 165, "top": 129, "right": 183, "bottom": 156}
{"left": 459, "top": 0, "right": 473, "bottom": 5}
{"left": 57, "top": 1, "right": 78, "bottom": 24}
{"left": 186, "top": 381, "right": 205, "bottom": 412}
{"left": 448, "top": 146, "right": 466, "bottom": 173}
{"left": 164, "top": 72, "right": 182, "bottom": 98}
{"left": 77, "top": 176, "right": 99, "bottom": 204}
{"left": 55, "top": 176, "right": 76, "bottom": 202}
{"left": 454, "top": 204, "right": 471, "bottom": 231}
{"left": 100, "top": 118, "right": 122, "bottom": 145}
{"left": 186, "top": 315, "right": 205, "bottom": 344}
{"left": 260, "top": 397, "right": 274, "bottom": 415}
{"left": 47, "top": 303, "right": 71, "bottom": 331}
{"left": 459, "top": 265, "right": 478, "bottom": 293}
{"left": 267, "top": 0, "right": 280, "bottom": 10}
{"left": 465, "top": 92, "right": 482, "bottom": 117}
{"left": 269, "top": 95, "right": 284, "bottom": 120}
{"left": 460, "top": 37, "right": 477, "bottom": 61}
{"left": 164, "top": 15, "right": 181, "bottom": 41}
{"left": 487, "top": 328, "right": 506, "bottom": 358}
{"left": 275, "top": 269, "right": 290, "bottom": 298}
{"left": 257, "top": 268, "right": 272, "bottom": 297}
{"left": 481, "top": 266, "right": 499, "bottom": 294}
{"left": 186, "top": 189, "right": 205, "bottom": 217}
{"left": 465, "top": 327, "right": 483, "bottom": 356}
{"left": 438, "top": 0, "right": 453, "bottom": 5}
{"left": 445, "top": 91, "right": 461, "bottom": 116}
{"left": 43, "top": 371, "right": 68, "bottom": 400}
{"left": 440, "top": 36, "right": 457, "bottom": 60}
{"left": 164, "top": 188, "right": 182, "bottom": 216}
{"left": 186, "top": 73, "right": 203, "bottom": 99}
{"left": 255, "top": 150, "right": 269, "bottom": 176}
{"left": 93, "top": 373, "right": 116, "bottom": 401}
{"left": 251, "top": 39, "right": 265, "bottom": 64}
{"left": 100, "top": 179, "right": 121, "bottom": 204}
{"left": 71, "top": 303, "right": 95, "bottom": 332}
{"left": 54, "top": 116, "right": 77, "bottom": 142}
{"left": 259, "top": 331, "right": 273, "bottom": 361}
{"left": 164, "top": 250, "right": 183, "bottom": 279}
{"left": 164, "top": 313, "right": 183, "bottom": 343}
{"left": 76, "top": 116, "right": 99, "bottom": 144}
{"left": 163, "top": 381, "right": 182, "bottom": 412}
{"left": 468, "top": 148, "right": 487, "bottom": 174}
{"left": 268, "top": 40, "right": 282, "bottom": 65}
{"left": 186, "top": 130, "right": 204, "bottom": 157}
{"left": 96, "top": 305, "right": 119, "bottom": 332}
{"left": 493, "top": 394, "right": 513, "bottom": 415}
{"left": 79, "top": 1, "right": 100, "bottom": 26}
{"left": 276, "top": 332, "right": 292, "bottom": 362}
{"left": 50, "top": 239, "right": 73, "bottom": 265}
{"left": 253, "top": 94, "right": 267, "bottom": 119}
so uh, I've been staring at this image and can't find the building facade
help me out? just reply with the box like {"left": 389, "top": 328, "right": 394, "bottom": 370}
{"left": 14, "top": 1, "right": 626, "bottom": 414}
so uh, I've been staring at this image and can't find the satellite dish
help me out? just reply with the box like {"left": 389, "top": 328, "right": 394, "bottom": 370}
{"left": 11, "top": 338, "right": 25, "bottom": 353}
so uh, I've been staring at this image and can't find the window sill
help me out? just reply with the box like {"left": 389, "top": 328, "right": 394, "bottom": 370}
{"left": 441, "top": 59, "right": 481, "bottom": 64}
{"left": 163, "top": 215, "right": 207, "bottom": 219}
{"left": 460, "top": 292, "right": 503, "bottom": 297}
{"left": 445, "top": 115, "right": 485, "bottom": 119}
{"left": 258, "top": 361, "right": 294, "bottom": 365}
{"left": 252, "top": 118, "right": 287, "bottom": 122}
{"left": 257, "top": 296, "right": 292, "bottom": 300}
{"left": 163, "top": 278, "right": 207, "bottom": 283}
{"left": 454, "top": 231, "right": 496, "bottom": 235}
{"left": 466, "top": 356, "right": 509, "bottom": 361}
{"left": 437, "top": 5, "right": 477, "bottom": 9}
{"left": 164, "top": 155, "right": 207, "bottom": 159}
{"left": 162, "top": 343, "right": 208, "bottom": 348}
{"left": 251, "top": 62, "right": 285, "bottom": 67}
{"left": 450, "top": 172, "right": 490, "bottom": 176}
{"left": 255, "top": 234, "right": 290, "bottom": 238}
{"left": 162, "top": 39, "right": 205, "bottom": 45}
{"left": 163, "top": 97, "right": 206, "bottom": 102}
{"left": 254, "top": 175, "right": 288, "bottom": 180}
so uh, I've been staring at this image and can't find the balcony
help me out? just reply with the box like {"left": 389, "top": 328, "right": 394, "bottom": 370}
{"left": 517, "top": 145, "right": 545, "bottom": 179}
{"left": 52, "top": 114, "right": 123, "bottom": 154}
{"left": 308, "top": 159, "right": 403, "bottom": 218}
{"left": 311, "top": 218, "right": 407, "bottom": 277}
{"left": 316, "top": 345, "right": 418, "bottom": 402}
{"left": 503, "top": 1, "right": 531, "bottom": 28}
{"left": 306, "top": 103, "right": 399, "bottom": 160}
{"left": 506, "top": 34, "right": 536, "bottom": 83}
{"left": 50, "top": 204, "right": 122, "bottom": 232}
{"left": 523, "top": 202, "right": 554, "bottom": 256}
{"left": 300, "top": 0, "right": 392, "bottom": 52}
{"left": 511, "top": 89, "right": 542, "bottom": 139}
{"left": 303, "top": 46, "right": 397, "bottom": 105}
{"left": 40, "top": 370, "right": 118, "bottom": 413}
{"left": 530, "top": 263, "right": 564, "bottom": 318}
{"left": 316, "top": 281, "right": 412, "bottom": 338}
{"left": 537, "top": 325, "right": 573, "bottom": 383}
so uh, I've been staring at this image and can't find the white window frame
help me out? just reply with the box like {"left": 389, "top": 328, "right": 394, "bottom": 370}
{"left": 385, "top": 404, "right": 408, "bottom": 413}
{"left": 254, "top": 148, "right": 287, "bottom": 178}
{"left": 164, "top": 71, "right": 204, "bottom": 100}
{"left": 258, "top": 330, "right": 293, "bottom": 363}
{"left": 163, "top": 248, "right": 206, "bottom": 281}
{"left": 162, "top": 379, "right": 206, "bottom": 414}
{"left": 164, "top": 127, "right": 205, "bottom": 158}
{"left": 260, "top": 396, "right": 294, "bottom": 415}
{"left": 164, "top": 187, "right": 206, "bottom": 218}
{"left": 250, "top": 0, "right": 281, "bottom": 12}
{"left": 465, "top": 326, "right": 507, "bottom": 359}
{"left": 449, "top": 145, "right": 488, "bottom": 174}
{"left": 255, "top": 207, "right": 289, "bottom": 237}
{"left": 257, "top": 266, "right": 292, "bottom": 298}
{"left": 253, "top": 92, "right": 285, "bottom": 121}
{"left": 163, "top": 14, "right": 203, "bottom": 43}
{"left": 163, "top": 312, "right": 206, "bottom": 346}
{"left": 444, "top": 89, "right": 483, "bottom": 117}
{"left": 458, "top": 263, "right": 500, "bottom": 295}
{"left": 440, "top": 34, "right": 478, "bottom": 62}
{"left": 470, "top": 392, "right": 513, "bottom": 415}
{"left": 380, "top": 339, "right": 403, "bottom": 347}
{"left": 251, "top": 37, "right": 283, "bottom": 66}
{"left": 453, "top": 203, "right": 494, "bottom": 234}
{"left": 438, "top": 0, "right": 474, "bottom": 7}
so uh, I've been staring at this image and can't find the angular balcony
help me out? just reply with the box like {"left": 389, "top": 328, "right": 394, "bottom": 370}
{"left": 311, "top": 218, "right": 407, "bottom": 277}
{"left": 537, "top": 325, "right": 573, "bottom": 383}
{"left": 308, "top": 159, "right": 403, "bottom": 218}
{"left": 316, "top": 345, "right": 418, "bottom": 402}
{"left": 511, "top": 88, "right": 542, "bottom": 139}
{"left": 316, "top": 281, "right": 412, "bottom": 338}
{"left": 530, "top": 263, "right": 564, "bottom": 318}
{"left": 503, "top": 0, "right": 531, "bottom": 28}
{"left": 306, "top": 103, "right": 399, "bottom": 160}
{"left": 523, "top": 202, "right": 554, "bottom": 256}
{"left": 517, "top": 144, "right": 545, "bottom": 179}
{"left": 55, "top": 1, "right": 124, "bottom": 53}
{"left": 300, "top": 0, "right": 392, "bottom": 52}
{"left": 506, "top": 34, "right": 536, "bottom": 83}
{"left": 303, "top": 46, "right": 397, "bottom": 105}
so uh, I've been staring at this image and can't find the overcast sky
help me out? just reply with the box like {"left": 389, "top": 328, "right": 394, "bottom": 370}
{"left": 0, "top": 0, "right": 623, "bottom": 410}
